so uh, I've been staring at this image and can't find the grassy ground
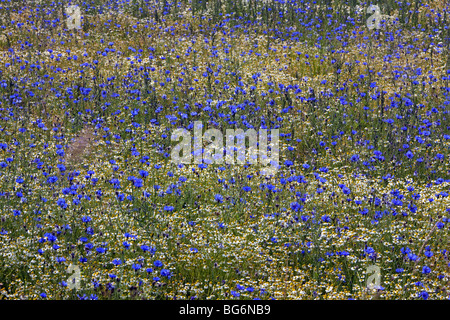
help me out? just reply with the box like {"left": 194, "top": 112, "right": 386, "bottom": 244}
{"left": 0, "top": 0, "right": 450, "bottom": 299}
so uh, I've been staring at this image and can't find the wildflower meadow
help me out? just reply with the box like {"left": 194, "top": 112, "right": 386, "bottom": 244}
{"left": 0, "top": 0, "right": 450, "bottom": 300}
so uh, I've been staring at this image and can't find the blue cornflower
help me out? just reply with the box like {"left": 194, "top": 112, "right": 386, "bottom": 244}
{"left": 154, "top": 260, "right": 163, "bottom": 268}
{"left": 139, "top": 170, "right": 149, "bottom": 178}
{"left": 419, "top": 291, "right": 429, "bottom": 300}
{"left": 132, "top": 264, "right": 142, "bottom": 271}
{"left": 406, "top": 150, "right": 414, "bottom": 159}
{"left": 160, "top": 269, "right": 171, "bottom": 278}
{"left": 112, "top": 259, "right": 122, "bottom": 266}
{"left": 215, "top": 194, "right": 223, "bottom": 203}
{"left": 56, "top": 198, "right": 67, "bottom": 209}
{"left": 133, "top": 178, "right": 143, "bottom": 188}
{"left": 231, "top": 291, "right": 240, "bottom": 297}
{"left": 96, "top": 247, "right": 106, "bottom": 254}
